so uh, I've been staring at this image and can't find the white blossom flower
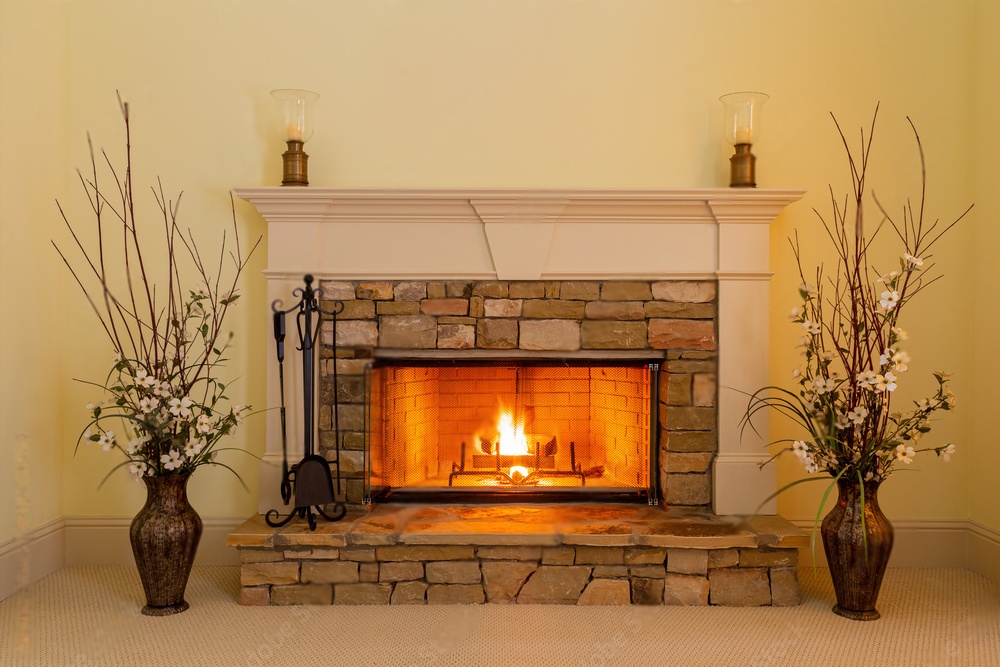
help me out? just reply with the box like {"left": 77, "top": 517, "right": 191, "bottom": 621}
{"left": 877, "top": 270, "right": 900, "bottom": 284}
{"left": 892, "top": 326, "right": 908, "bottom": 340}
{"left": 128, "top": 461, "right": 147, "bottom": 479}
{"left": 126, "top": 439, "right": 141, "bottom": 455}
{"left": 941, "top": 444, "right": 956, "bottom": 462}
{"left": 183, "top": 437, "right": 204, "bottom": 459}
{"left": 892, "top": 350, "right": 910, "bottom": 372}
{"left": 878, "top": 290, "right": 900, "bottom": 311}
{"left": 788, "top": 307, "right": 802, "bottom": 321}
{"left": 803, "top": 320, "right": 822, "bottom": 335}
{"left": 97, "top": 430, "right": 116, "bottom": 451}
{"left": 904, "top": 253, "right": 924, "bottom": 268}
{"left": 139, "top": 396, "right": 159, "bottom": 415}
{"left": 132, "top": 368, "right": 157, "bottom": 388}
{"left": 168, "top": 396, "right": 194, "bottom": 419}
{"left": 161, "top": 449, "right": 184, "bottom": 470}
{"left": 835, "top": 414, "right": 850, "bottom": 430}
{"left": 82, "top": 427, "right": 93, "bottom": 442}
{"left": 85, "top": 402, "right": 95, "bottom": 411}
{"left": 820, "top": 350, "right": 837, "bottom": 362}
{"left": 233, "top": 405, "right": 248, "bottom": 426}
{"left": 196, "top": 413, "right": 212, "bottom": 434}
{"left": 113, "top": 352, "right": 123, "bottom": 364}
{"left": 879, "top": 348, "right": 894, "bottom": 367}
{"left": 895, "top": 444, "right": 915, "bottom": 464}
{"left": 875, "top": 372, "right": 898, "bottom": 393}
{"left": 943, "top": 387, "right": 957, "bottom": 409}
{"left": 857, "top": 370, "right": 877, "bottom": 386}
{"left": 791, "top": 440, "right": 809, "bottom": 459}
{"left": 847, "top": 406, "right": 869, "bottom": 425}
{"left": 813, "top": 378, "right": 836, "bottom": 395}
{"left": 792, "top": 368, "right": 801, "bottom": 379}
{"left": 799, "top": 283, "right": 818, "bottom": 296}
{"left": 154, "top": 381, "right": 173, "bottom": 398}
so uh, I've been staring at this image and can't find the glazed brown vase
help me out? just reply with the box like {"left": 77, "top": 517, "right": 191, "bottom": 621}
{"left": 821, "top": 477, "right": 894, "bottom": 621}
{"left": 129, "top": 472, "right": 202, "bottom": 616}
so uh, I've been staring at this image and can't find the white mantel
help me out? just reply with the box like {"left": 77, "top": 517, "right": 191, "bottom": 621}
{"left": 236, "top": 187, "right": 805, "bottom": 515}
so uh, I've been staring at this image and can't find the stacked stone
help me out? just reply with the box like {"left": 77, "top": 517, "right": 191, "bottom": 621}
{"left": 238, "top": 543, "right": 799, "bottom": 607}
{"left": 317, "top": 279, "right": 718, "bottom": 507}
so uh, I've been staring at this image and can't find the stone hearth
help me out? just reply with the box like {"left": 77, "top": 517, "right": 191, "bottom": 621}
{"left": 228, "top": 505, "right": 807, "bottom": 606}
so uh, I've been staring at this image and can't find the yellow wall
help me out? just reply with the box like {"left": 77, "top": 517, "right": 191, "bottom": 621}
{"left": 0, "top": 0, "right": 991, "bottom": 541}
{"left": 0, "top": 0, "right": 69, "bottom": 544}
{"left": 971, "top": 0, "right": 1000, "bottom": 533}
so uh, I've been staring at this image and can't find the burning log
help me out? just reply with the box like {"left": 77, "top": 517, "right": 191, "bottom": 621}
{"left": 581, "top": 465, "right": 605, "bottom": 479}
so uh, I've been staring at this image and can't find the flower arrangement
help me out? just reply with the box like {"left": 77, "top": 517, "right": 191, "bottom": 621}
{"left": 743, "top": 107, "right": 970, "bottom": 501}
{"left": 55, "top": 96, "right": 260, "bottom": 484}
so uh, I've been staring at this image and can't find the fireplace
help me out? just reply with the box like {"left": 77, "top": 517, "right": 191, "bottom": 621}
{"left": 235, "top": 187, "right": 805, "bottom": 515}
{"left": 228, "top": 187, "right": 811, "bottom": 608}
{"left": 369, "top": 356, "right": 658, "bottom": 502}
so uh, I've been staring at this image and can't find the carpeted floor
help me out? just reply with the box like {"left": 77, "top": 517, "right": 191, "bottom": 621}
{"left": 1, "top": 566, "right": 998, "bottom": 666}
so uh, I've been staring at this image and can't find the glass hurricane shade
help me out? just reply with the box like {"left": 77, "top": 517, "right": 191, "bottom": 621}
{"left": 720, "top": 92, "right": 769, "bottom": 145}
{"left": 271, "top": 89, "right": 319, "bottom": 143}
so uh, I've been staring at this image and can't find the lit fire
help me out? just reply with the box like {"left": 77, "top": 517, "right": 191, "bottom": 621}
{"left": 509, "top": 465, "right": 530, "bottom": 482}
{"left": 496, "top": 410, "right": 529, "bottom": 482}
{"left": 496, "top": 410, "right": 529, "bottom": 456}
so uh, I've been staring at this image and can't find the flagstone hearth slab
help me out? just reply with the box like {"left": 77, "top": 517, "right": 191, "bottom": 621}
{"left": 229, "top": 504, "right": 805, "bottom": 551}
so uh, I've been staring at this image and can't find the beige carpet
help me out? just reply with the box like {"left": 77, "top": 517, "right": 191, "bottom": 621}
{"left": 1, "top": 566, "right": 998, "bottom": 666}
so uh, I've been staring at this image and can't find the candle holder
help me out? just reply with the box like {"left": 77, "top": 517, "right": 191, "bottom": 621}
{"left": 720, "top": 92, "right": 769, "bottom": 188}
{"left": 271, "top": 89, "right": 319, "bottom": 187}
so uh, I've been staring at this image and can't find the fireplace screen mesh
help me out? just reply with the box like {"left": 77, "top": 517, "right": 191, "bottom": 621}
{"left": 368, "top": 361, "right": 653, "bottom": 497}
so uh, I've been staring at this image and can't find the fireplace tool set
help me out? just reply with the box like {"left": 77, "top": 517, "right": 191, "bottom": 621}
{"left": 265, "top": 275, "right": 348, "bottom": 530}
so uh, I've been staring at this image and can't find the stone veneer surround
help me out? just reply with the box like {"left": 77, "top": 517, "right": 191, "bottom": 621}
{"left": 317, "top": 278, "right": 717, "bottom": 506}
{"left": 236, "top": 187, "right": 805, "bottom": 515}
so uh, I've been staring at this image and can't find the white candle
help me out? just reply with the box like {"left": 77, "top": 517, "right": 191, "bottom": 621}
{"left": 735, "top": 126, "right": 751, "bottom": 144}
{"left": 287, "top": 122, "right": 303, "bottom": 142}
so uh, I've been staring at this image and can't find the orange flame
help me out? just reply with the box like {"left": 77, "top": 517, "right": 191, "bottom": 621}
{"left": 496, "top": 410, "right": 529, "bottom": 456}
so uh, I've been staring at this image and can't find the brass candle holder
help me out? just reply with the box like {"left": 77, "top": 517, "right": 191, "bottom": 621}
{"left": 720, "top": 92, "right": 768, "bottom": 188}
{"left": 281, "top": 140, "right": 310, "bottom": 187}
{"left": 729, "top": 143, "right": 757, "bottom": 188}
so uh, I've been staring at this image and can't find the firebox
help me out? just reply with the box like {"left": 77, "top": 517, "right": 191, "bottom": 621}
{"left": 367, "top": 355, "right": 659, "bottom": 503}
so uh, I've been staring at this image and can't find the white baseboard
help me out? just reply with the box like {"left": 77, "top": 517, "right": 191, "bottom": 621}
{"left": 0, "top": 515, "right": 243, "bottom": 601}
{"left": 789, "top": 518, "right": 1000, "bottom": 585}
{"left": 968, "top": 520, "right": 1000, "bottom": 585}
{"left": 0, "top": 519, "right": 66, "bottom": 601}
{"left": 64, "top": 516, "right": 242, "bottom": 567}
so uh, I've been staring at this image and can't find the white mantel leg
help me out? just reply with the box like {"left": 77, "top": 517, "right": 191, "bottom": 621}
{"left": 714, "top": 276, "right": 777, "bottom": 515}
